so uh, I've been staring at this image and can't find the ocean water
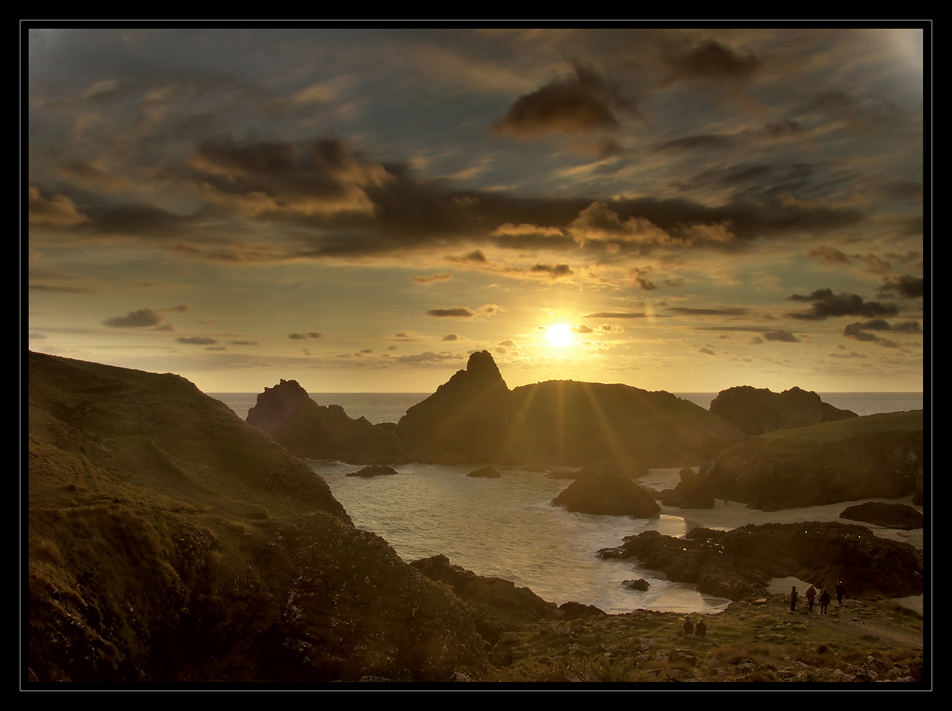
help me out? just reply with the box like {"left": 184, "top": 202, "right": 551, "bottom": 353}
{"left": 210, "top": 390, "right": 924, "bottom": 615}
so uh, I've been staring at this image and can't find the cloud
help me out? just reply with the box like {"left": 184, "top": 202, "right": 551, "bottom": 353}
{"left": 493, "top": 61, "right": 635, "bottom": 139}
{"left": 668, "top": 307, "right": 749, "bottom": 316}
{"left": 102, "top": 307, "right": 165, "bottom": 328}
{"left": 806, "top": 245, "right": 850, "bottom": 264}
{"left": 395, "top": 351, "right": 462, "bottom": 365}
{"left": 426, "top": 307, "right": 474, "bottom": 318}
{"left": 529, "top": 263, "right": 573, "bottom": 278}
{"left": 878, "top": 274, "right": 924, "bottom": 299}
{"left": 176, "top": 336, "right": 218, "bottom": 345}
{"left": 230, "top": 340, "right": 258, "bottom": 345}
{"left": 763, "top": 330, "right": 800, "bottom": 342}
{"left": 570, "top": 325, "right": 592, "bottom": 334}
{"left": 582, "top": 312, "right": 647, "bottom": 319}
{"left": 630, "top": 267, "right": 657, "bottom": 291}
{"left": 843, "top": 319, "right": 919, "bottom": 347}
{"left": 29, "top": 185, "right": 89, "bottom": 227}
{"left": 412, "top": 273, "right": 453, "bottom": 285}
{"left": 289, "top": 332, "right": 322, "bottom": 339}
{"left": 446, "top": 249, "right": 489, "bottom": 264}
{"left": 442, "top": 334, "right": 459, "bottom": 341}
{"left": 786, "top": 289, "right": 899, "bottom": 320}
{"left": 666, "top": 39, "right": 762, "bottom": 83}
{"left": 595, "top": 324, "right": 625, "bottom": 335}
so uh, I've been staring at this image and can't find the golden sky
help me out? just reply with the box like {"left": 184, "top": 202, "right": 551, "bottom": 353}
{"left": 27, "top": 25, "right": 927, "bottom": 393}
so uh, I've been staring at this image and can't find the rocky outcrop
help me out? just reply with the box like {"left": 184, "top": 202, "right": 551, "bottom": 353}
{"left": 709, "top": 385, "right": 857, "bottom": 436}
{"left": 701, "top": 411, "right": 923, "bottom": 510}
{"left": 410, "top": 554, "right": 560, "bottom": 643}
{"left": 660, "top": 467, "right": 715, "bottom": 509}
{"left": 27, "top": 352, "right": 488, "bottom": 682}
{"left": 468, "top": 466, "right": 501, "bottom": 478}
{"left": 346, "top": 464, "right": 398, "bottom": 478}
{"left": 247, "top": 379, "right": 407, "bottom": 464}
{"left": 839, "top": 502, "right": 924, "bottom": 530}
{"left": 599, "top": 521, "right": 923, "bottom": 602}
{"left": 397, "top": 352, "right": 746, "bottom": 468}
{"left": 551, "top": 473, "right": 661, "bottom": 517}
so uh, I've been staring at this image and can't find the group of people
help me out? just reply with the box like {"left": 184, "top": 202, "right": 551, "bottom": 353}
{"left": 790, "top": 581, "right": 847, "bottom": 614}
{"left": 682, "top": 617, "right": 707, "bottom": 636}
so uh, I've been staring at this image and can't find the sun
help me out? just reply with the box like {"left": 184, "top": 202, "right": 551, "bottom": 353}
{"left": 546, "top": 323, "right": 574, "bottom": 347}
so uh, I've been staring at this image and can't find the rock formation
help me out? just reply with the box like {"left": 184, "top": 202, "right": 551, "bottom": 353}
{"left": 551, "top": 473, "right": 661, "bottom": 517}
{"left": 839, "top": 502, "right": 924, "bottom": 530}
{"left": 247, "top": 378, "right": 407, "bottom": 464}
{"left": 346, "top": 464, "right": 398, "bottom": 478}
{"left": 701, "top": 411, "right": 923, "bottom": 510}
{"left": 467, "top": 466, "right": 501, "bottom": 478}
{"left": 709, "top": 385, "right": 857, "bottom": 436}
{"left": 397, "top": 351, "right": 746, "bottom": 468}
{"left": 599, "top": 521, "right": 923, "bottom": 602}
{"left": 27, "top": 352, "right": 486, "bottom": 682}
{"left": 660, "top": 466, "right": 715, "bottom": 509}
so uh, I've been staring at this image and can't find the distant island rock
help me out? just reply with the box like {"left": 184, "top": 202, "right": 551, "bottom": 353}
{"left": 396, "top": 351, "right": 746, "bottom": 468}
{"left": 839, "top": 502, "right": 923, "bottom": 530}
{"left": 599, "top": 521, "right": 923, "bottom": 601}
{"left": 467, "top": 466, "right": 501, "bottom": 478}
{"left": 246, "top": 379, "right": 408, "bottom": 464}
{"left": 709, "top": 385, "right": 857, "bottom": 436}
{"left": 551, "top": 473, "right": 661, "bottom": 517}
{"left": 347, "top": 464, "right": 398, "bottom": 478}
{"left": 700, "top": 411, "right": 923, "bottom": 510}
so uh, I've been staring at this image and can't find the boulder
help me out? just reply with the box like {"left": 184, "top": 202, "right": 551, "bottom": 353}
{"left": 551, "top": 473, "right": 661, "bottom": 517}
{"left": 839, "top": 502, "right": 923, "bottom": 529}
{"left": 660, "top": 466, "right": 715, "bottom": 509}
{"left": 710, "top": 385, "right": 857, "bottom": 436}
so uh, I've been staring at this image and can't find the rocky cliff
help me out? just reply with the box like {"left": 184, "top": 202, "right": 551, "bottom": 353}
{"left": 246, "top": 378, "right": 407, "bottom": 464}
{"left": 27, "top": 352, "right": 486, "bottom": 682}
{"left": 395, "top": 352, "right": 747, "bottom": 467}
{"left": 709, "top": 385, "right": 857, "bottom": 436}
{"left": 700, "top": 411, "right": 924, "bottom": 510}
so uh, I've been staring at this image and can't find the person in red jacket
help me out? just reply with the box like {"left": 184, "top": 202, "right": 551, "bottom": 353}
{"left": 806, "top": 584, "right": 816, "bottom": 612}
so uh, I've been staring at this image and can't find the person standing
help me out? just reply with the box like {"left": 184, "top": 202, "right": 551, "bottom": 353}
{"left": 683, "top": 616, "right": 694, "bottom": 635}
{"left": 819, "top": 588, "right": 831, "bottom": 614}
{"left": 790, "top": 586, "right": 798, "bottom": 612}
{"left": 835, "top": 581, "right": 846, "bottom": 605}
{"left": 695, "top": 618, "right": 707, "bottom": 637}
{"left": 806, "top": 584, "right": 816, "bottom": 612}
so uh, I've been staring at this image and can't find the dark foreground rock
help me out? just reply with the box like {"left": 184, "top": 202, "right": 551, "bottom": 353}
{"left": 598, "top": 521, "right": 923, "bottom": 601}
{"left": 660, "top": 466, "right": 715, "bottom": 509}
{"left": 839, "top": 502, "right": 924, "bottom": 530}
{"left": 701, "top": 411, "right": 923, "bottom": 510}
{"left": 710, "top": 385, "right": 857, "bottom": 436}
{"left": 247, "top": 379, "right": 407, "bottom": 464}
{"left": 28, "top": 352, "right": 487, "bottom": 682}
{"left": 552, "top": 473, "right": 661, "bottom": 517}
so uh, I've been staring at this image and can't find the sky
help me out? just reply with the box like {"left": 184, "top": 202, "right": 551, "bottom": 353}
{"left": 26, "top": 25, "right": 928, "bottom": 394}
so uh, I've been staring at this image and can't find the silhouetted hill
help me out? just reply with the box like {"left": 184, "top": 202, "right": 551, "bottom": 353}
{"left": 27, "top": 352, "right": 487, "bottom": 682}
{"left": 247, "top": 379, "right": 407, "bottom": 464}
{"left": 701, "top": 411, "right": 924, "bottom": 510}
{"left": 395, "top": 352, "right": 747, "bottom": 467}
{"left": 710, "top": 385, "right": 857, "bottom": 436}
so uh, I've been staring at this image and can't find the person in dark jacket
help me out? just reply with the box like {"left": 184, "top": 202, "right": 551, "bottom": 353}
{"left": 683, "top": 616, "right": 694, "bottom": 635}
{"left": 695, "top": 618, "right": 707, "bottom": 637}
{"left": 790, "top": 586, "right": 798, "bottom": 612}
{"left": 835, "top": 581, "right": 846, "bottom": 605}
{"left": 819, "top": 588, "right": 831, "bottom": 614}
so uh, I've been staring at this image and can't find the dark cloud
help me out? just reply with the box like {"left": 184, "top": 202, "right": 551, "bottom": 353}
{"left": 289, "top": 332, "right": 322, "bottom": 339}
{"left": 493, "top": 61, "right": 636, "bottom": 138}
{"left": 426, "top": 307, "right": 474, "bottom": 318}
{"left": 412, "top": 273, "right": 453, "bottom": 285}
{"left": 668, "top": 307, "right": 748, "bottom": 317}
{"left": 442, "top": 334, "right": 459, "bottom": 341}
{"left": 582, "top": 312, "right": 647, "bottom": 319}
{"left": 806, "top": 245, "right": 850, "bottom": 264}
{"left": 763, "top": 330, "right": 800, "bottom": 342}
{"left": 666, "top": 39, "right": 762, "bottom": 83}
{"left": 176, "top": 336, "right": 217, "bottom": 345}
{"left": 878, "top": 274, "right": 924, "bottom": 299}
{"left": 652, "top": 134, "right": 733, "bottom": 153}
{"left": 843, "top": 319, "right": 920, "bottom": 347}
{"left": 102, "top": 307, "right": 164, "bottom": 328}
{"left": 630, "top": 267, "right": 657, "bottom": 291}
{"left": 395, "top": 351, "right": 462, "bottom": 365}
{"left": 786, "top": 289, "right": 899, "bottom": 320}
{"left": 529, "top": 263, "right": 573, "bottom": 278}
{"left": 230, "top": 340, "right": 258, "bottom": 345}
{"left": 570, "top": 325, "right": 593, "bottom": 334}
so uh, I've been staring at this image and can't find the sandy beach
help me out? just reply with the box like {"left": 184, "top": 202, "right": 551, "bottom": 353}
{"left": 638, "top": 468, "right": 925, "bottom": 615}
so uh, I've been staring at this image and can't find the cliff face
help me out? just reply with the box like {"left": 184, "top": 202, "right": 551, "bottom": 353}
{"left": 701, "top": 410, "right": 924, "bottom": 510}
{"left": 247, "top": 379, "right": 407, "bottom": 464}
{"left": 27, "top": 352, "right": 487, "bottom": 682}
{"left": 710, "top": 385, "right": 857, "bottom": 436}
{"left": 396, "top": 352, "right": 747, "bottom": 467}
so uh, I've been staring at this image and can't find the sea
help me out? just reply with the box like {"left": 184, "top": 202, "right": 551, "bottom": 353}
{"left": 210, "top": 391, "right": 925, "bottom": 615}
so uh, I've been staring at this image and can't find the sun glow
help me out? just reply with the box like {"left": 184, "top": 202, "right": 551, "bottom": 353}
{"left": 546, "top": 323, "right": 574, "bottom": 347}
